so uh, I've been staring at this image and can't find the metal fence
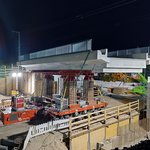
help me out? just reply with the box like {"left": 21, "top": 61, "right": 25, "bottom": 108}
{"left": 22, "top": 118, "right": 69, "bottom": 150}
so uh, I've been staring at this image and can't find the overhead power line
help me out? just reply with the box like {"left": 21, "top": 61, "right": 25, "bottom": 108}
{"left": 26, "top": 0, "right": 137, "bottom": 33}
{"left": 73, "top": 0, "right": 137, "bottom": 20}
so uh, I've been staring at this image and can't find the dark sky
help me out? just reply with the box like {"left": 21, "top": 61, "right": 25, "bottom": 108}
{"left": 0, "top": 0, "right": 150, "bottom": 63}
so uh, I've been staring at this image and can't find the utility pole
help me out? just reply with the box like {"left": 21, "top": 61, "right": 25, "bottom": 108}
{"left": 4, "top": 66, "right": 7, "bottom": 95}
{"left": 12, "top": 31, "right": 21, "bottom": 91}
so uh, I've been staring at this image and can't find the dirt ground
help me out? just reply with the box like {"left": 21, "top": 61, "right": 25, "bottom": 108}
{"left": 26, "top": 131, "right": 68, "bottom": 150}
{"left": 0, "top": 122, "right": 30, "bottom": 139}
{"left": 102, "top": 95, "right": 139, "bottom": 107}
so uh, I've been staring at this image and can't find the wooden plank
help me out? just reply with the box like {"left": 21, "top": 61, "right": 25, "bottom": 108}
{"left": 72, "top": 123, "right": 88, "bottom": 130}
{"left": 119, "top": 110, "right": 129, "bottom": 115}
{"left": 90, "top": 118, "right": 105, "bottom": 124}
{"left": 71, "top": 114, "right": 88, "bottom": 120}
{"left": 90, "top": 114, "right": 105, "bottom": 120}
{"left": 130, "top": 103, "right": 138, "bottom": 107}
{"left": 130, "top": 100, "right": 138, "bottom": 105}
{"left": 72, "top": 119, "right": 88, "bottom": 126}
{"left": 106, "top": 113, "right": 118, "bottom": 119}
{"left": 90, "top": 109, "right": 105, "bottom": 115}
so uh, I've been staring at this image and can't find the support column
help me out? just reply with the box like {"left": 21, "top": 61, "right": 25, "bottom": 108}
{"left": 58, "top": 76, "right": 64, "bottom": 95}
{"left": 45, "top": 75, "right": 54, "bottom": 98}
{"left": 65, "top": 76, "right": 77, "bottom": 105}
{"left": 83, "top": 75, "right": 94, "bottom": 105}
{"left": 34, "top": 73, "right": 43, "bottom": 96}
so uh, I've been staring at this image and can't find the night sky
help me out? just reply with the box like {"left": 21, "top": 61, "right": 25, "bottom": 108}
{"left": 0, "top": 0, "right": 150, "bottom": 63}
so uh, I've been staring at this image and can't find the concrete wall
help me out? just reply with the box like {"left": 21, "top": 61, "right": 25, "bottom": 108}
{"left": 0, "top": 77, "right": 14, "bottom": 95}
{"left": 19, "top": 72, "right": 35, "bottom": 95}
{"left": 0, "top": 73, "right": 31, "bottom": 96}
{"left": 71, "top": 116, "right": 139, "bottom": 150}
{"left": 72, "top": 128, "right": 105, "bottom": 150}
{"left": 90, "top": 128, "right": 105, "bottom": 149}
{"left": 106, "top": 123, "right": 118, "bottom": 139}
{"left": 0, "top": 78, "right": 6, "bottom": 94}
{"left": 0, "top": 72, "right": 57, "bottom": 97}
{"left": 72, "top": 134, "right": 88, "bottom": 150}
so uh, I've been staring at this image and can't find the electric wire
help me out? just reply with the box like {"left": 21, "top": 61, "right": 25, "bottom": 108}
{"left": 26, "top": 0, "right": 137, "bottom": 33}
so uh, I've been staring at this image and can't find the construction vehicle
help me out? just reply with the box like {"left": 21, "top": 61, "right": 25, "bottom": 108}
{"left": 1, "top": 109, "right": 37, "bottom": 125}
{"left": 131, "top": 73, "right": 147, "bottom": 95}
{"left": 49, "top": 95, "right": 107, "bottom": 119}
{"left": 0, "top": 96, "right": 38, "bottom": 125}
{"left": 47, "top": 71, "right": 108, "bottom": 119}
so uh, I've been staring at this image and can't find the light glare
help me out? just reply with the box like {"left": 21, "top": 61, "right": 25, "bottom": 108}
{"left": 18, "top": 72, "right": 22, "bottom": 77}
{"left": 12, "top": 72, "right": 22, "bottom": 77}
{"left": 12, "top": 73, "right": 17, "bottom": 77}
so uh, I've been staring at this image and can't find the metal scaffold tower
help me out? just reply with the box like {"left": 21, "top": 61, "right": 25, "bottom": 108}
{"left": 0, "top": 65, "right": 11, "bottom": 95}
{"left": 0, "top": 66, "right": 8, "bottom": 78}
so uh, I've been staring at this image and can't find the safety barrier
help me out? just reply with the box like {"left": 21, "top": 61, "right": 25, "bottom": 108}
{"left": 22, "top": 119, "right": 69, "bottom": 150}
{"left": 70, "top": 100, "right": 139, "bottom": 134}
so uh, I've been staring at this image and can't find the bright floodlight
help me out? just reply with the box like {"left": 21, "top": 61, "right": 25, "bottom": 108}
{"left": 17, "top": 72, "right": 22, "bottom": 77}
{"left": 12, "top": 72, "right": 17, "bottom": 77}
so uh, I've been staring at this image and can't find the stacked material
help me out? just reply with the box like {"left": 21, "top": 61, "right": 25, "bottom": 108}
{"left": 26, "top": 131, "right": 68, "bottom": 150}
{"left": 34, "top": 73, "right": 44, "bottom": 96}
{"left": 1, "top": 99, "right": 12, "bottom": 108}
{"left": 54, "top": 94, "right": 68, "bottom": 110}
{"left": 0, "top": 94, "right": 11, "bottom": 108}
{"left": 83, "top": 80, "right": 94, "bottom": 104}
{"left": 44, "top": 75, "right": 55, "bottom": 97}
{"left": 65, "top": 80, "right": 77, "bottom": 105}
{"left": 0, "top": 94, "right": 11, "bottom": 100}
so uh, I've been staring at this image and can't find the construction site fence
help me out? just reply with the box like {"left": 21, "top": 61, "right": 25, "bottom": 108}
{"left": 22, "top": 119, "right": 69, "bottom": 150}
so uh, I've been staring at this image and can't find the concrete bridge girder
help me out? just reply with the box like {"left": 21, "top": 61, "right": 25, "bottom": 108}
{"left": 19, "top": 50, "right": 146, "bottom": 73}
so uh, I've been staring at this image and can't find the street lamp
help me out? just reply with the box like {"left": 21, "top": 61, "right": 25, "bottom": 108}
{"left": 12, "top": 71, "right": 22, "bottom": 91}
{"left": 12, "top": 30, "right": 21, "bottom": 91}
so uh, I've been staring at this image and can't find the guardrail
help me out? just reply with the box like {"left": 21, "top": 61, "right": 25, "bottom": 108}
{"left": 108, "top": 46, "right": 150, "bottom": 57}
{"left": 70, "top": 100, "right": 139, "bottom": 133}
{"left": 20, "top": 39, "right": 92, "bottom": 61}
{"left": 22, "top": 119, "right": 69, "bottom": 150}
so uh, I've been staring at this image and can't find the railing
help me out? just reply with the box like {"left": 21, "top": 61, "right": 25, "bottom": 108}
{"left": 19, "top": 39, "right": 92, "bottom": 61}
{"left": 108, "top": 46, "right": 150, "bottom": 57}
{"left": 22, "top": 119, "right": 69, "bottom": 150}
{"left": 70, "top": 100, "right": 139, "bottom": 134}
{"left": 23, "top": 127, "right": 33, "bottom": 150}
